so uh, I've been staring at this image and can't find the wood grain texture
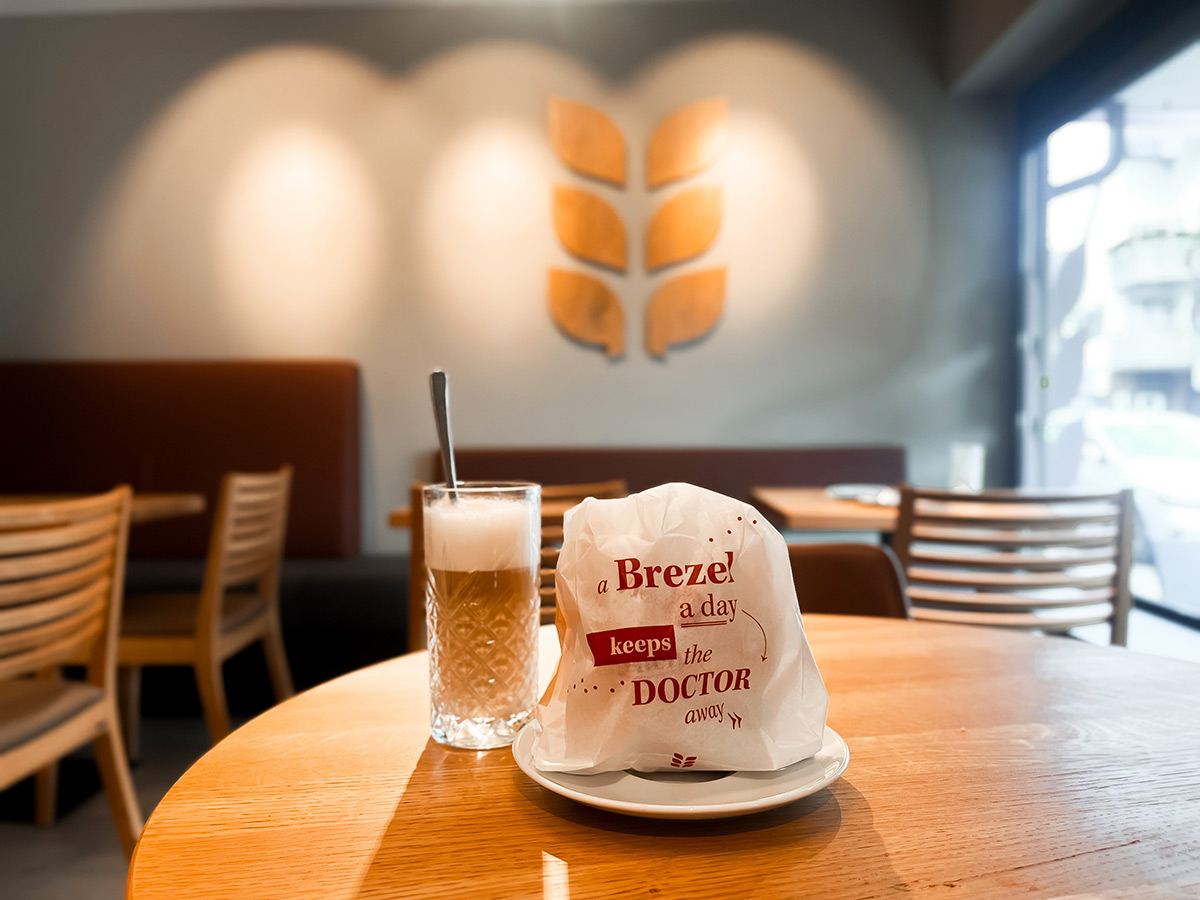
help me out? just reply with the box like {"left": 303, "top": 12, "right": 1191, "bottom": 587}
{"left": 645, "top": 266, "right": 725, "bottom": 357}
{"left": 645, "top": 185, "right": 721, "bottom": 271}
{"left": 547, "top": 97, "right": 626, "bottom": 186}
{"left": 128, "top": 616, "right": 1200, "bottom": 899}
{"left": 118, "top": 468, "right": 294, "bottom": 747}
{"left": 0, "top": 488, "right": 141, "bottom": 858}
{"left": 646, "top": 97, "right": 728, "bottom": 188}
{"left": 546, "top": 268, "right": 625, "bottom": 356}
{"left": 552, "top": 186, "right": 626, "bottom": 270}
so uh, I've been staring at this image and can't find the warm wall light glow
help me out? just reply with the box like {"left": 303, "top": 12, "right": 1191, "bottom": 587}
{"left": 715, "top": 109, "right": 820, "bottom": 327}
{"left": 633, "top": 34, "right": 930, "bottom": 354}
{"left": 216, "top": 124, "right": 383, "bottom": 349}
{"left": 419, "top": 118, "right": 553, "bottom": 348}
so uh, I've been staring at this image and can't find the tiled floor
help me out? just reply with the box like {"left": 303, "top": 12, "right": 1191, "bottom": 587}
{"left": 1, "top": 717, "right": 217, "bottom": 900}
{"left": 4, "top": 609, "right": 1200, "bottom": 900}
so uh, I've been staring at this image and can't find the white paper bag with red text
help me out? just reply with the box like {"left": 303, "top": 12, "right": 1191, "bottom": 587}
{"left": 530, "top": 482, "right": 828, "bottom": 773}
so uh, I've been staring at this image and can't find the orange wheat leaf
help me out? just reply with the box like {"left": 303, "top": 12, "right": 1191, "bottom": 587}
{"left": 548, "top": 98, "right": 626, "bottom": 186}
{"left": 646, "top": 97, "right": 728, "bottom": 189}
{"left": 645, "top": 266, "right": 726, "bottom": 357}
{"left": 548, "top": 268, "right": 625, "bottom": 357}
{"left": 553, "top": 185, "right": 627, "bottom": 271}
{"left": 645, "top": 185, "right": 721, "bottom": 271}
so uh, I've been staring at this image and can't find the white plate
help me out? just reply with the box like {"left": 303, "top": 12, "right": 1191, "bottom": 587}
{"left": 512, "top": 725, "right": 849, "bottom": 820}
{"left": 825, "top": 483, "right": 899, "bottom": 507}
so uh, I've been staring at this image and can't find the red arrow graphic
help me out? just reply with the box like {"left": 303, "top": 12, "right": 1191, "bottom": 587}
{"left": 741, "top": 609, "right": 768, "bottom": 660}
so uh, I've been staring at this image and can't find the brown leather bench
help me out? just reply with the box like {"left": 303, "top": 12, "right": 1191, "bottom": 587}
{"left": 0, "top": 360, "right": 405, "bottom": 693}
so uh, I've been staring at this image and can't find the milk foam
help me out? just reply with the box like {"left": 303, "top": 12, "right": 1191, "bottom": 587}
{"left": 424, "top": 495, "right": 538, "bottom": 572}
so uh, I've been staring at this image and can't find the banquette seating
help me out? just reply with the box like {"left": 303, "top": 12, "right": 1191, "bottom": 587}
{"left": 0, "top": 361, "right": 406, "bottom": 701}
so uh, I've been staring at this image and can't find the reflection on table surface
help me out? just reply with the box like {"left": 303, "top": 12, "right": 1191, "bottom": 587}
{"left": 127, "top": 615, "right": 1200, "bottom": 899}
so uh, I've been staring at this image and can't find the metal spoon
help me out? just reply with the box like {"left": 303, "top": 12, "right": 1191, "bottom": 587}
{"left": 429, "top": 370, "right": 459, "bottom": 499}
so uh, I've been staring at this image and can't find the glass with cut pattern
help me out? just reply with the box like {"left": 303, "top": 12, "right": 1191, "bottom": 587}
{"left": 423, "top": 482, "right": 540, "bottom": 749}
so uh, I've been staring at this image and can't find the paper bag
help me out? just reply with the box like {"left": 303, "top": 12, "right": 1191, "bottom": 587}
{"left": 531, "top": 482, "right": 828, "bottom": 773}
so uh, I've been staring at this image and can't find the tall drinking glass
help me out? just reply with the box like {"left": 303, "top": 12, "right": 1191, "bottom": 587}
{"left": 422, "top": 482, "right": 541, "bottom": 749}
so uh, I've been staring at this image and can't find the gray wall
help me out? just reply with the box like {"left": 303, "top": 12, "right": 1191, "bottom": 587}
{"left": 0, "top": 1, "right": 1016, "bottom": 554}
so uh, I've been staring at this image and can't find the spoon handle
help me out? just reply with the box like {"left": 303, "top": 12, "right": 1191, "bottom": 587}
{"left": 430, "top": 370, "right": 459, "bottom": 498}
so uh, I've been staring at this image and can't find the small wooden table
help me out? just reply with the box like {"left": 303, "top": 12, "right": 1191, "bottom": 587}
{"left": 128, "top": 492, "right": 206, "bottom": 525}
{"left": 0, "top": 492, "right": 205, "bottom": 526}
{"left": 751, "top": 486, "right": 898, "bottom": 532}
{"left": 127, "top": 615, "right": 1200, "bottom": 899}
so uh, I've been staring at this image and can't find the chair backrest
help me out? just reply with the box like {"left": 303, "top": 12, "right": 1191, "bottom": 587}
{"left": 891, "top": 485, "right": 1134, "bottom": 645}
{"left": 537, "top": 480, "right": 628, "bottom": 623}
{"left": 0, "top": 487, "right": 132, "bottom": 688}
{"left": 197, "top": 467, "right": 292, "bottom": 638}
{"left": 787, "top": 543, "right": 910, "bottom": 619}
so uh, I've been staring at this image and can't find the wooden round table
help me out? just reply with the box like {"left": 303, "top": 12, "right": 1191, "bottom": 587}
{"left": 127, "top": 616, "right": 1200, "bottom": 899}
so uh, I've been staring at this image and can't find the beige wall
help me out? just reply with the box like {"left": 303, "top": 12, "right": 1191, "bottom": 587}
{"left": 0, "top": 1, "right": 1016, "bottom": 554}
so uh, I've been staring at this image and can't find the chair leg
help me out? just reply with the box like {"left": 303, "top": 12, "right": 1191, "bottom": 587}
{"left": 262, "top": 616, "right": 294, "bottom": 702}
{"left": 93, "top": 706, "right": 143, "bottom": 859}
{"left": 195, "top": 660, "right": 231, "bottom": 743}
{"left": 34, "top": 763, "right": 58, "bottom": 826}
{"left": 33, "top": 664, "right": 60, "bottom": 824}
{"left": 118, "top": 665, "right": 143, "bottom": 763}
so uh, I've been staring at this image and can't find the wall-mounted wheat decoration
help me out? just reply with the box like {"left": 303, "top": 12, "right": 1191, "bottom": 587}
{"left": 546, "top": 95, "right": 727, "bottom": 359}
{"left": 644, "top": 98, "right": 728, "bottom": 358}
{"left": 547, "top": 98, "right": 627, "bottom": 357}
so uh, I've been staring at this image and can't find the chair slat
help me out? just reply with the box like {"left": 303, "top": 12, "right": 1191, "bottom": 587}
{"left": 910, "top": 606, "right": 1113, "bottom": 631}
{"left": 906, "top": 566, "right": 1114, "bottom": 590}
{"left": 229, "top": 494, "right": 279, "bottom": 515}
{"left": 221, "top": 557, "right": 271, "bottom": 588}
{"left": 224, "top": 532, "right": 275, "bottom": 560}
{"left": 908, "top": 585, "right": 1115, "bottom": 610}
{"left": 0, "top": 592, "right": 106, "bottom": 657}
{"left": 0, "top": 491, "right": 126, "bottom": 527}
{"left": 911, "top": 488, "right": 1126, "bottom": 504}
{"left": 908, "top": 546, "right": 1117, "bottom": 569}
{"left": 912, "top": 511, "right": 1117, "bottom": 529}
{"left": 227, "top": 471, "right": 289, "bottom": 491}
{"left": 0, "top": 618, "right": 104, "bottom": 682}
{"left": 0, "top": 578, "right": 108, "bottom": 633}
{"left": 0, "top": 534, "right": 115, "bottom": 583}
{"left": 0, "top": 512, "right": 119, "bottom": 556}
{"left": 0, "top": 557, "right": 109, "bottom": 608}
{"left": 910, "top": 524, "right": 1117, "bottom": 547}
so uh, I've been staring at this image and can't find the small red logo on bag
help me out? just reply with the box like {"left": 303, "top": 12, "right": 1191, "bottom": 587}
{"left": 587, "top": 625, "right": 677, "bottom": 667}
{"left": 671, "top": 753, "right": 697, "bottom": 768}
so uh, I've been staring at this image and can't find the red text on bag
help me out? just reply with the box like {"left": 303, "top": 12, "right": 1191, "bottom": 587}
{"left": 587, "top": 625, "right": 677, "bottom": 667}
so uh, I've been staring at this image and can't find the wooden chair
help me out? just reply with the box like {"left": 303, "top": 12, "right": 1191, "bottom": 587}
{"left": 787, "top": 543, "right": 910, "bottom": 619}
{"left": 891, "top": 485, "right": 1134, "bottom": 645}
{"left": 406, "top": 478, "right": 628, "bottom": 650}
{"left": 537, "top": 479, "right": 628, "bottom": 625}
{"left": 0, "top": 487, "right": 141, "bottom": 858}
{"left": 118, "top": 467, "right": 294, "bottom": 750}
